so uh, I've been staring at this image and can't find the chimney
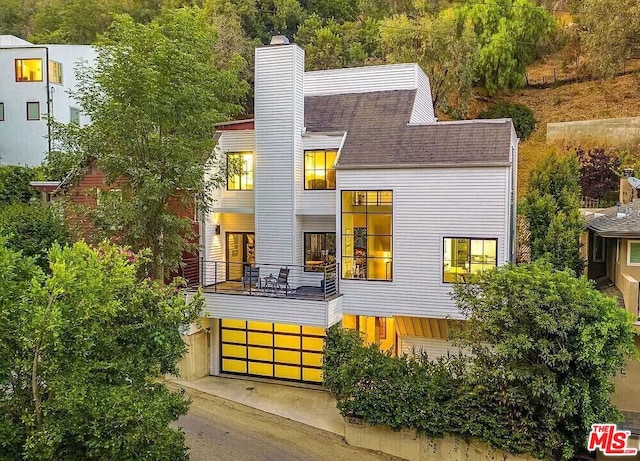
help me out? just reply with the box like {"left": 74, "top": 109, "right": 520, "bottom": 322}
{"left": 620, "top": 168, "right": 635, "bottom": 204}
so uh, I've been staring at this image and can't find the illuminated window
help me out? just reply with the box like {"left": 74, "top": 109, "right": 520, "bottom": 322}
{"left": 342, "top": 191, "right": 392, "bottom": 281}
{"left": 26, "top": 102, "right": 40, "bottom": 121}
{"left": 48, "top": 60, "right": 63, "bottom": 84}
{"left": 304, "top": 233, "right": 336, "bottom": 271}
{"left": 304, "top": 150, "right": 336, "bottom": 190}
{"left": 227, "top": 152, "right": 253, "bottom": 190}
{"left": 15, "top": 59, "right": 43, "bottom": 82}
{"left": 443, "top": 238, "right": 497, "bottom": 283}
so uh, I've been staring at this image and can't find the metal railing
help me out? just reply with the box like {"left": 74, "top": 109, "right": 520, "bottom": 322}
{"left": 184, "top": 259, "right": 339, "bottom": 300}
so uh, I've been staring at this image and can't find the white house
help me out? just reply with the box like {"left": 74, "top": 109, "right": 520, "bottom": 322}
{"left": 0, "top": 35, "right": 95, "bottom": 166}
{"left": 187, "top": 38, "right": 518, "bottom": 385}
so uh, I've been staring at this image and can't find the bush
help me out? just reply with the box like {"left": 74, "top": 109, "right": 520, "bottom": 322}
{"left": 0, "top": 165, "right": 39, "bottom": 204}
{"left": 478, "top": 101, "right": 536, "bottom": 140}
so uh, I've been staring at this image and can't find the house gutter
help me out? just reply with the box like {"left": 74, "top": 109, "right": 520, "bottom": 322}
{"left": 336, "top": 162, "right": 513, "bottom": 170}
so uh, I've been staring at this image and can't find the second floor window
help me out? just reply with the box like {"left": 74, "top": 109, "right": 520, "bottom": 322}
{"left": 49, "top": 60, "right": 63, "bottom": 84}
{"left": 16, "top": 59, "right": 43, "bottom": 82}
{"left": 304, "top": 232, "right": 336, "bottom": 271}
{"left": 227, "top": 152, "right": 253, "bottom": 190}
{"left": 443, "top": 238, "right": 497, "bottom": 283}
{"left": 305, "top": 150, "right": 336, "bottom": 190}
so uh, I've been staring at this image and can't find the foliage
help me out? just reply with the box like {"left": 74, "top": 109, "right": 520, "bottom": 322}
{"left": 575, "top": 147, "right": 621, "bottom": 204}
{"left": 478, "top": 101, "right": 536, "bottom": 139}
{"left": 0, "top": 202, "right": 68, "bottom": 271}
{"left": 0, "top": 240, "right": 203, "bottom": 460}
{"left": 324, "top": 262, "right": 636, "bottom": 460}
{"left": 578, "top": 0, "right": 640, "bottom": 78}
{"left": 0, "top": 165, "right": 38, "bottom": 204}
{"left": 456, "top": 0, "right": 556, "bottom": 94}
{"left": 520, "top": 153, "right": 585, "bottom": 275}
{"left": 380, "top": 10, "right": 478, "bottom": 118}
{"left": 52, "top": 7, "right": 249, "bottom": 279}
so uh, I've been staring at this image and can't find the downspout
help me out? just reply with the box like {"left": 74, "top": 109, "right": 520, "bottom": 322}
{"left": 45, "top": 47, "right": 51, "bottom": 156}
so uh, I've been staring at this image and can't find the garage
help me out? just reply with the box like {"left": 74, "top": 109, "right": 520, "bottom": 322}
{"left": 220, "top": 319, "right": 325, "bottom": 383}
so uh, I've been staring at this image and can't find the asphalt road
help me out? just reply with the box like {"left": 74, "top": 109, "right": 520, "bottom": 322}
{"left": 175, "top": 388, "right": 400, "bottom": 461}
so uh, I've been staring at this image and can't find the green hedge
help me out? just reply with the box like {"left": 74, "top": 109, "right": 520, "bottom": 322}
{"left": 478, "top": 101, "right": 536, "bottom": 140}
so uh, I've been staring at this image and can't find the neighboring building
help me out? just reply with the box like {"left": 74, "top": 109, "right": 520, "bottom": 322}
{"left": 0, "top": 35, "right": 95, "bottom": 166}
{"left": 184, "top": 39, "right": 519, "bottom": 385}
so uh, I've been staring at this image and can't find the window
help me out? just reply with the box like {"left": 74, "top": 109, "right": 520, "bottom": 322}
{"left": 227, "top": 152, "right": 253, "bottom": 190}
{"left": 443, "top": 238, "right": 497, "bottom": 283}
{"left": 304, "top": 233, "right": 336, "bottom": 271}
{"left": 0, "top": 103, "right": 4, "bottom": 121}
{"left": 70, "top": 107, "right": 80, "bottom": 125}
{"left": 15, "top": 58, "right": 43, "bottom": 82}
{"left": 305, "top": 150, "right": 336, "bottom": 190}
{"left": 342, "top": 191, "right": 392, "bottom": 281}
{"left": 48, "top": 60, "right": 63, "bottom": 84}
{"left": 628, "top": 240, "right": 640, "bottom": 265}
{"left": 26, "top": 102, "right": 40, "bottom": 121}
{"left": 593, "top": 234, "right": 605, "bottom": 263}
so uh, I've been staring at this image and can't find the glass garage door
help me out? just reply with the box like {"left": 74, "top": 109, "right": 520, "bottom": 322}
{"left": 220, "top": 319, "right": 325, "bottom": 383}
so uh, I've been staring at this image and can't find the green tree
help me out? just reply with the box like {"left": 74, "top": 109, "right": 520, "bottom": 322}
{"left": 478, "top": 101, "right": 536, "bottom": 139}
{"left": 452, "top": 261, "right": 636, "bottom": 460}
{"left": 0, "top": 202, "right": 68, "bottom": 271}
{"left": 53, "top": 7, "right": 249, "bottom": 279}
{"left": 0, "top": 240, "right": 203, "bottom": 460}
{"left": 521, "top": 153, "right": 585, "bottom": 275}
{"left": 456, "top": 0, "right": 555, "bottom": 94}
{"left": 0, "top": 165, "right": 38, "bottom": 204}
{"left": 380, "top": 10, "right": 478, "bottom": 117}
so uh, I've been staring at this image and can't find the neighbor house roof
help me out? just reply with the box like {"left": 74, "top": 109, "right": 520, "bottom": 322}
{"left": 587, "top": 200, "right": 640, "bottom": 237}
{"left": 304, "top": 90, "right": 513, "bottom": 168}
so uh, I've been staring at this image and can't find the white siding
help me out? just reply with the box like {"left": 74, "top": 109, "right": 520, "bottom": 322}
{"left": 211, "top": 130, "right": 255, "bottom": 212}
{"left": 409, "top": 67, "right": 436, "bottom": 124}
{"left": 203, "top": 213, "right": 254, "bottom": 285}
{"left": 305, "top": 63, "right": 429, "bottom": 98}
{"left": 336, "top": 166, "right": 512, "bottom": 320}
{"left": 201, "top": 292, "right": 342, "bottom": 327}
{"left": 297, "top": 134, "right": 342, "bottom": 215}
{"left": 254, "top": 44, "right": 304, "bottom": 270}
{"left": 399, "top": 337, "right": 462, "bottom": 359}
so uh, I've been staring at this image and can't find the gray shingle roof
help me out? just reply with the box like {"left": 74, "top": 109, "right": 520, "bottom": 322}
{"left": 587, "top": 201, "right": 640, "bottom": 237}
{"left": 304, "top": 90, "right": 513, "bottom": 167}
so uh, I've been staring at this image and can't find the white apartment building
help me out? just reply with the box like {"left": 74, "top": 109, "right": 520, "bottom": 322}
{"left": 186, "top": 39, "right": 518, "bottom": 385}
{"left": 0, "top": 35, "right": 94, "bottom": 166}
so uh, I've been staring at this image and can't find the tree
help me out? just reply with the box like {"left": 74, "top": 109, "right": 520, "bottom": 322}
{"left": 521, "top": 153, "right": 584, "bottom": 275}
{"left": 0, "top": 202, "right": 68, "bottom": 271}
{"left": 452, "top": 261, "right": 636, "bottom": 460}
{"left": 53, "top": 7, "right": 249, "bottom": 279}
{"left": 575, "top": 146, "right": 621, "bottom": 204}
{"left": 0, "top": 165, "right": 38, "bottom": 204}
{"left": 0, "top": 240, "right": 202, "bottom": 460}
{"left": 456, "top": 0, "right": 555, "bottom": 94}
{"left": 380, "top": 10, "right": 478, "bottom": 117}
{"left": 478, "top": 101, "right": 536, "bottom": 139}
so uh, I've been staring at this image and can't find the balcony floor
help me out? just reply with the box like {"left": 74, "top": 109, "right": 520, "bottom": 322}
{"left": 198, "top": 281, "right": 336, "bottom": 301}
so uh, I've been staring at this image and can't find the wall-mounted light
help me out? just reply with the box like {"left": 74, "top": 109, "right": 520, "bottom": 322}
{"left": 214, "top": 225, "right": 221, "bottom": 235}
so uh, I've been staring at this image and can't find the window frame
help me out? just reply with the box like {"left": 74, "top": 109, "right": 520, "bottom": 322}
{"left": 592, "top": 234, "right": 605, "bottom": 263}
{"left": 48, "top": 60, "right": 63, "bottom": 85}
{"left": 627, "top": 240, "right": 640, "bottom": 266}
{"left": 15, "top": 58, "right": 43, "bottom": 82}
{"left": 304, "top": 149, "right": 337, "bottom": 190}
{"left": 226, "top": 152, "right": 253, "bottom": 191}
{"left": 303, "top": 232, "right": 336, "bottom": 272}
{"left": 69, "top": 107, "right": 80, "bottom": 125}
{"left": 26, "top": 102, "right": 40, "bottom": 121}
{"left": 341, "top": 190, "right": 393, "bottom": 282}
{"left": 442, "top": 237, "right": 498, "bottom": 284}
{"left": 0, "top": 103, "right": 4, "bottom": 121}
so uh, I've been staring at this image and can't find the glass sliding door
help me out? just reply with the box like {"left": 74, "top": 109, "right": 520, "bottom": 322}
{"left": 226, "top": 232, "right": 255, "bottom": 281}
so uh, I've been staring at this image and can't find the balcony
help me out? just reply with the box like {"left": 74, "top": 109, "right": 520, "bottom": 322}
{"left": 182, "top": 260, "right": 343, "bottom": 328}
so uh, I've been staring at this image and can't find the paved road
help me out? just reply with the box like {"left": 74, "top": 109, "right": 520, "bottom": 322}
{"left": 175, "top": 388, "right": 399, "bottom": 461}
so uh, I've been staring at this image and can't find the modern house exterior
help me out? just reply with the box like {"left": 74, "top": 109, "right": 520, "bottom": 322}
{"left": 0, "top": 35, "right": 95, "bottom": 166}
{"left": 184, "top": 39, "right": 519, "bottom": 385}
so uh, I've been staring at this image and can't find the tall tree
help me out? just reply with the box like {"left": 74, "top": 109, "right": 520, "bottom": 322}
{"left": 575, "top": 146, "right": 621, "bottom": 204}
{"left": 521, "top": 153, "right": 585, "bottom": 275}
{"left": 0, "top": 240, "right": 202, "bottom": 459}
{"left": 380, "top": 10, "right": 478, "bottom": 117}
{"left": 53, "top": 7, "right": 249, "bottom": 279}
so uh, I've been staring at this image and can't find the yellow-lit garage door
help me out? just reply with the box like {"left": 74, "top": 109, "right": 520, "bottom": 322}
{"left": 220, "top": 319, "right": 325, "bottom": 383}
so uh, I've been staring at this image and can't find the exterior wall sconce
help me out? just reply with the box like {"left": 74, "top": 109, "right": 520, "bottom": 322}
{"left": 214, "top": 225, "right": 221, "bottom": 235}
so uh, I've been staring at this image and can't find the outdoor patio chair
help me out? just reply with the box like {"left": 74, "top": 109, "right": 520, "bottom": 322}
{"left": 275, "top": 268, "right": 290, "bottom": 293}
{"left": 242, "top": 266, "right": 260, "bottom": 289}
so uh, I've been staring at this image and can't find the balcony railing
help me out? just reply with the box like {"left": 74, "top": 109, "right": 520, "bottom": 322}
{"left": 183, "top": 259, "right": 340, "bottom": 301}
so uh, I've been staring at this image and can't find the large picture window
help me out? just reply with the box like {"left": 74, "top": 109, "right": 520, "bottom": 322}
{"left": 304, "top": 233, "right": 336, "bottom": 271}
{"left": 342, "top": 191, "right": 392, "bottom": 281}
{"left": 304, "top": 150, "right": 336, "bottom": 190}
{"left": 15, "top": 58, "right": 43, "bottom": 82}
{"left": 443, "top": 238, "right": 497, "bottom": 283}
{"left": 227, "top": 152, "right": 253, "bottom": 190}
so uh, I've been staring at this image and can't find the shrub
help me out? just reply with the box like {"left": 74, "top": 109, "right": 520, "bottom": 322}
{"left": 478, "top": 101, "right": 536, "bottom": 140}
{"left": 0, "top": 165, "right": 38, "bottom": 204}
